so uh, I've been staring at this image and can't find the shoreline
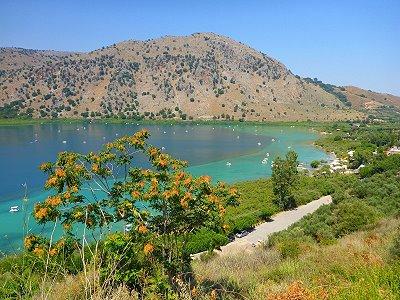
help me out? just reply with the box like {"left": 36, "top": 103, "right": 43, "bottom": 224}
{"left": 0, "top": 117, "right": 345, "bottom": 127}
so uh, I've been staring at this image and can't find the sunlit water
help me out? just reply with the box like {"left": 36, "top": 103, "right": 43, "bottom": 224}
{"left": 0, "top": 122, "right": 329, "bottom": 253}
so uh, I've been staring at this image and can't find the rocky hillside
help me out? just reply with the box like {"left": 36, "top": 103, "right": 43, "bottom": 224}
{"left": 0, "top": 33, "right": 397, "bottom": 121}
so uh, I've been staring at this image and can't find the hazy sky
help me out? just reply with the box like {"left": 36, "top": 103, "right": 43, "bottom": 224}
{"left": 1, "top": 0, "right": 399, "bottom": 95}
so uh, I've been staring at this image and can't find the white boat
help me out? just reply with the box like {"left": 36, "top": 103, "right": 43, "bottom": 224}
{"left": 62, "top": 140, "right": 67, "bottom": 144}
{"left": 226, "top": 162, "right": 232, "bottom": 166}
{"left": 271, "top": 138, "right": 275, "bottom": 142}
{"left": 124, "top": 223, "right": 133, "bottom": 232}
{"left": 9, "top": 206, "right": 19, "bottom": 213}
{"left": 261, "top": 158, "right": 268, "bottom": 164}
{"left": 257, "top": 142, "right": 262, "bottom": 146}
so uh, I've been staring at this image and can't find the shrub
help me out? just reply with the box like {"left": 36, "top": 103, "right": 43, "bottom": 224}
{"left": 269, "top": 227, "right": 313, "bottom": 258}
{"left": 310, "top": 160, "right": 320, "bottom": 168}
{"left": 333, "top": 201, "right": 381, "bottom": 237}
{"left": 259, "top": 207, "right": 274, "bottom": 220}
{"left": 230, "top": 214, "right": 257, "bottom": 233}
{"left": 185, "top": 228, "right": 229, "bottom": 254}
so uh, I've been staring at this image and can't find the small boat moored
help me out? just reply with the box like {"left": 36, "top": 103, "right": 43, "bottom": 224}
{"left": 9, "top": 206, "right": 19, "bottom": 213}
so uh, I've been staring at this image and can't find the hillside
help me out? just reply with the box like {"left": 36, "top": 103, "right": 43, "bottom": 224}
{"left": 0, "top": 33, "right": 397, "bottom": 121}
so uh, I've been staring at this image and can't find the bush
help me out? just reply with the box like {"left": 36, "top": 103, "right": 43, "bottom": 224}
{"left": 310, "top": 160, "right": 320, "bottom": 168}
{"left": 230, "top": 214, "right": 257, "bottom": 233}
{"left": 269, "top": 227, "right": 313, "bottom": 258}
{"left": 185, "top": 228, "right": 229, "bottom": 254}
{"left": 259, "top": 207, "right": 274, "bottom": 220}
{"left": 333, "top": 201, "right": 381, "bottom": 237}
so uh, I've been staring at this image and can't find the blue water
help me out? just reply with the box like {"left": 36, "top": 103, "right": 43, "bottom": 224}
{"left": 0, "top": 122, "right": 328, "bottom": 253}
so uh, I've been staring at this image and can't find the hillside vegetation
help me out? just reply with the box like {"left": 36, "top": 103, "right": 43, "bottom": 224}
{"left": 4, "top": 33, "right": 398, "bottom": 122}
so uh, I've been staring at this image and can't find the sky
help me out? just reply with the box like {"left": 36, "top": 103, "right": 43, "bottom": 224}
{"left": 1, "top": 0, "right": 399, "bottom": 95}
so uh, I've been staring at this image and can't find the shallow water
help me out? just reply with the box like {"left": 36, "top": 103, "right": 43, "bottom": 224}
{"left": 0, "top": 122, "right": 328, "bottom": 252}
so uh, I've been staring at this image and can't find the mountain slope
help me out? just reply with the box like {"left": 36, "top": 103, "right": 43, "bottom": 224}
{"left": 0, "top": 33, "right": 395, "bottom": 121}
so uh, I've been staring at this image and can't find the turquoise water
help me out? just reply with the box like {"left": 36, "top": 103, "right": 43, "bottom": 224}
{"left": 0, "top": 123, "right": 328, "bottom": 253}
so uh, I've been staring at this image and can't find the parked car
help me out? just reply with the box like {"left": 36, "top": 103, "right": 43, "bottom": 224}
{"left": 235, "top": 230, "right": 249, "bottom": 238}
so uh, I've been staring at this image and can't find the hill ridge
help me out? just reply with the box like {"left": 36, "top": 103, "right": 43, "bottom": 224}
{"left": 0, "top": 32, "right": 398, "bottom": 120}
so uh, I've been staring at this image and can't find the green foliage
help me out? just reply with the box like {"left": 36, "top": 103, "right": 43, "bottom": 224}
{"left": 270, "top": 170, "right": 399, "bottom": 258}
{"left": 359, "top": 154, "right": 400, "bottom": 178}
{"left": 269, "top": 227, "right": 313, "bottom": 258}
{"left": 185, "top": 228, "right": 229, "bottom": 254}
{"left": 224, "top": 178, "right": 285, "bottom": 234}
{"left": 230, "top": 214, "right": 257, "bottom": 233}
{"left": 271, "top": 151, "right": 299, "bottom": 209}
{"left": 310, "top": 160, "right": 320, "bottom": 168}
{"left": 303, "top": 77, "right": 351, "bottom": 107}
{"left": 333, "top": 201, "right": 381, "bottom": 237}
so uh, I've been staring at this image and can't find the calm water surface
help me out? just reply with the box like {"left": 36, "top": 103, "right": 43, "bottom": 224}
{"left": 0, "top": 122, "right": 328, "bottom": 252}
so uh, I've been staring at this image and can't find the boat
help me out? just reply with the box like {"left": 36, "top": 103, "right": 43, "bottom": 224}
{"left": 62, "top": 140, "right": 67, "bottom": 144}
{"left": 257, "top": 142, "right": 262, "bottom": 146}
{"left": 271, "top": 138, "right": 275, "bottom": 142}
{"left": 226, "top": 162, "right": 232, "bottom": 166}
{"left": 9, "top": 206, "right": 19, "bottom": 213}
{"left": 261, "top": 158, "right": 268, "bottom": 164}
{"left": 124, "top": 223, "right": 133, "bottom": 232}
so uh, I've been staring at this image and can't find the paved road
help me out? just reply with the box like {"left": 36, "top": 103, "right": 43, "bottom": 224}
{"left": 193, "top": 195, "right": 332, "bottom": 258}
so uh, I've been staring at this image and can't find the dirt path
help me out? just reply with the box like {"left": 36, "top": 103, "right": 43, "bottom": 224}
{"left": 193, "top": 195, "right": 332, "bottom": 258}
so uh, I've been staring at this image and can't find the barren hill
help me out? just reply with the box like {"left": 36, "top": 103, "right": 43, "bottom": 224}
{"left": 0, "top": 33, "right": 398, "bottom": 121}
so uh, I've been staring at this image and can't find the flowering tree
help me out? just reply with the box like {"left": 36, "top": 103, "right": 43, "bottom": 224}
{"left": 25, "top": 129, "right": 239, "bottom": 291}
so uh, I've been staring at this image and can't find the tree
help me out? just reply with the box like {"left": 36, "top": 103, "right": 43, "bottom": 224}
{"left": 271, "top": 151, "right": 299, "bottom": 210}
{"left": 310, "top": 160, "right": 320, "bottom": 168}
{"left": 25, "top": 129, "right": 239, "bottom": 294}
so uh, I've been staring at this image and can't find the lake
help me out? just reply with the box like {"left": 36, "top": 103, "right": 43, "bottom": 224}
{"left": 0, "top": 122, "right": 329, "bottom": 253}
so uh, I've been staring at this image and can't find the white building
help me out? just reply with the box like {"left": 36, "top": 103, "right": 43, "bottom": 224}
{"left": 386, "top": 146, "right": 400, "bottom": 156}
